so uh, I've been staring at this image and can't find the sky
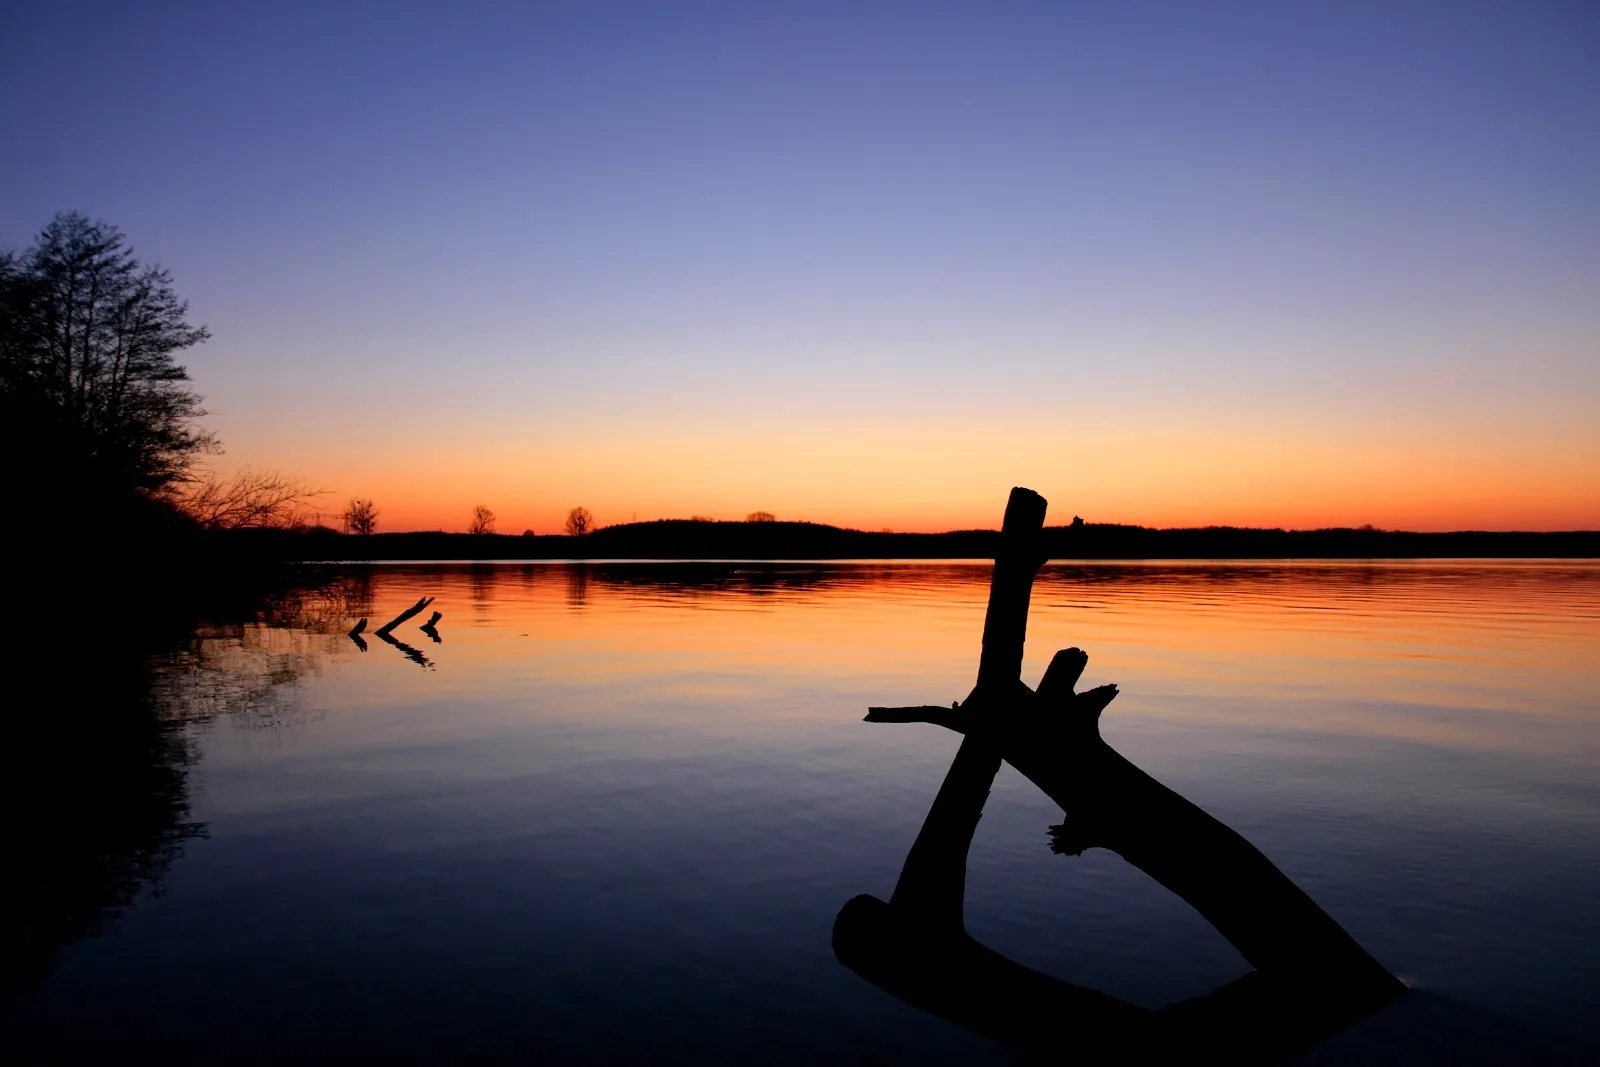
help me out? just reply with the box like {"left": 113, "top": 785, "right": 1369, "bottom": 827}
{"left": 3, "top": 1, "right": 1596, "bottom": 533}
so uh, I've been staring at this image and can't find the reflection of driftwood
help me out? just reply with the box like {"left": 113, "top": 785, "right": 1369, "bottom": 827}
{"left": 348, "top": 632, "right": 368, "bottom": 653}
{"left": 834, "top": 487, "right": 1404, "bottom": 1063}
{"left": 374, "top": 597, "right": 434, "bottom": 637}
{"left": 375, "top": 629, "right": 431, "bottom": 668}
{"left": 419, "top": 610, "right": 443, "bottom": 643}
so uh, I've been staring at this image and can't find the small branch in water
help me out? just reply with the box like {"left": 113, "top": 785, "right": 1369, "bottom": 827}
{"left": 420, "top": 611, "right": 443, "bottom": 644}
{"left": 374, "top": 597, "right": 435, "bottom": 637}
{"left": 348, "top": 617, "right": 367, "bottom": 638}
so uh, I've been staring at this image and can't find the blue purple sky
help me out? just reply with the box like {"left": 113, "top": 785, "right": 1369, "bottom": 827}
{"left": 3, "top": 2, "right": 1596, "bottom": 531}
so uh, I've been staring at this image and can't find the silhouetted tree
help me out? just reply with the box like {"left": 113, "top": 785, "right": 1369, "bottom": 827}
{"left": 564, "top": 506, "right": 593, "bottom": 536}
{"left": 0, "top": 212, "right": 213, "bottom": 498}
{"left": 746, "top": 510, "right": 777, "bottom": 522}
{"left": 179, "top": 467, "right": 323, "bottom": 530}
{"left": 469, "top": 504, "right": 496, "bottom": 535}
{"left": 343, "top": 498, "right": 379, "bottom": 536}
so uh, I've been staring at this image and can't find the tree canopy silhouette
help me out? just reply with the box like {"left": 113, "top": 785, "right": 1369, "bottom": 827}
{"left": 344, "top": 499, "right": 379, "bottom": 536}
{"left": 469, "top": 504, "right": 496, "bottom": 535}
{"left": 564, "top": 506, "right": 594, "bottom": 536}
{"left": 1, "top": 212, "right": 213, "bottom": 505}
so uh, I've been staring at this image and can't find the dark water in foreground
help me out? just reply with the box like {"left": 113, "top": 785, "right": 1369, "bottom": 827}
{"left": 4, "top": 561, "right": 1598, "bottom": 1064}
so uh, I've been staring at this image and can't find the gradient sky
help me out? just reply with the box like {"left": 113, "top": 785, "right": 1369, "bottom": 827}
{"left": 3, "top": 1, "right": 1596, "bottom": 532}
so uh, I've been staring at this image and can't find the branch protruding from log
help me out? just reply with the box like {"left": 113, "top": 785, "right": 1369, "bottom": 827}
{"left": 864, "top": 705, "right": 973, "bottom": 732}
{"left": 974, "top": 487, "right": 1048, "bottom": 698}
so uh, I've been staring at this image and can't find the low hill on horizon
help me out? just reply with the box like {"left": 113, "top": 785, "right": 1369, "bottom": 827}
{"left": 287, "top": 517, "right": 1600, "bottom": 561}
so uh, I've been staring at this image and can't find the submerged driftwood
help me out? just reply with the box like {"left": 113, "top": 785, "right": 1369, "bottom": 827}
{"left": 419, "top": 610, "right": 443, "bottom": 643}
{"left": 374, "top": 596, "right": 435, "bottom": 637}
{"left": 834, "top": 487, "right": 1404, "bottom": 1063}
{"left": 375, "top": 629, "right": 431, "bottom": 668}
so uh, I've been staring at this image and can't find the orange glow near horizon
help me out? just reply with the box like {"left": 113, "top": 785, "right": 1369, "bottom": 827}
{"left": 232, "top": 413, "right": 1600, "bottom": 535}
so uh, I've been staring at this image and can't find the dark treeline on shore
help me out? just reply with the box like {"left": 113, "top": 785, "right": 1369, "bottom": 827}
{"left": 3, "top": 212, "right": 324, "bottom": 631}
{"left": 285, "top": 518, "right": 1599, "bottom": 561}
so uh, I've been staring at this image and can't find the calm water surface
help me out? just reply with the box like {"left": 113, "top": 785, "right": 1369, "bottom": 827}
{"left": 5, "top": 562, "right": 1599, "bottom": 1064}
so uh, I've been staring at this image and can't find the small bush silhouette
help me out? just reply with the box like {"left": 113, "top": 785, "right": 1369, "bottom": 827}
{"left": 343, "top": 499, "right": 379, "bottom": 535}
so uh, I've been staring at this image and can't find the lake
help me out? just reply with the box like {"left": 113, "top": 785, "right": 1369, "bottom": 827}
{"left": 4, "top": 561, "right": 1598, "bottom": 1064}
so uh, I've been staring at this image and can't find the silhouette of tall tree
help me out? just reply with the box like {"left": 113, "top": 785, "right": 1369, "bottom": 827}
{"left": 564, "top": 506, "right": 594, "bottom": 536}
{"left": 469, "top": 504, "right": 496, "bottom": 535}
{"left": 0, "top": 212, "right": 213, "bottom": 500}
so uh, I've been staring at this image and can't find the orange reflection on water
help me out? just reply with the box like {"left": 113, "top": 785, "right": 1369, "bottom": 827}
{"left": 294, "top": 561, "right": 1600, "bottom": 764}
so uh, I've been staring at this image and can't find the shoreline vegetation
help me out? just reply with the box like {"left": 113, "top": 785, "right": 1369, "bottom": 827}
{"left": 274, "top": 519, "right": 1599, "bottom": 561}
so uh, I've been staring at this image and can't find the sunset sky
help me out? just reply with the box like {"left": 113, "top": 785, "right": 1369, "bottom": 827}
{"left": 3, "top": 2, "right": 1596, "bottom": 532}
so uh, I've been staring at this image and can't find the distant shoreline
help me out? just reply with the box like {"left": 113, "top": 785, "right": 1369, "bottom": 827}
{"left": 283, "top": 520, "right": 1600, "bottom": 561}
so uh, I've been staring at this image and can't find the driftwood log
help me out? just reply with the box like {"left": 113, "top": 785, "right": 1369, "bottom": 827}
{"left": 834, "top": 487, "right": 1404, "bottom": 1063}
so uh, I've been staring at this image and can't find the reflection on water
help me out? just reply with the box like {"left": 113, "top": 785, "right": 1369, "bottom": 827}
{"left": 2, "top": 562, "right": 1597, "bottom": 1064}
{"left": 0, "top": 578, "right": 352, "bottom": 999}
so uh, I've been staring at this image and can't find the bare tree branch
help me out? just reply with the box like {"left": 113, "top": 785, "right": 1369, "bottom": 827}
{"left": 175, "top": 466, "right": 325, "bottom": 530}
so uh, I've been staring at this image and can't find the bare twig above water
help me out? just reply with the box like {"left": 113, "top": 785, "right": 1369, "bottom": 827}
{"left": 374, "top": 597, "right": 435, "bottom": 637}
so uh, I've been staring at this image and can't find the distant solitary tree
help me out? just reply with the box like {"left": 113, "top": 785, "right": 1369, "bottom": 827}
{"left": 522, "top": 528, "right": 535, "bottom": 537}
{"left": 0, "top": 211, "right": 214, "bottom": 499}
{"left": 564, "top": 506, "right": 594, "bottom": 536}
{"left": 469, "top": 504, "right": 496, "bottom": 535}
{"left": 343, "top": 498, "right": 379, "bottom": 536}
{"left": 180, "top": 467, "right": 323, "bottom": 530}
{"left": 746, "top": 511, "right": 776, "bottom": 523}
